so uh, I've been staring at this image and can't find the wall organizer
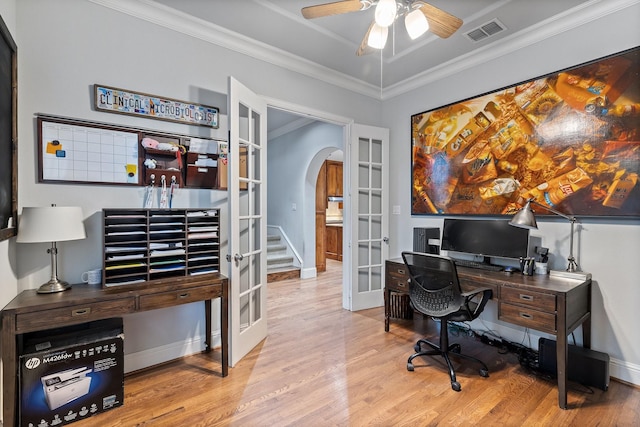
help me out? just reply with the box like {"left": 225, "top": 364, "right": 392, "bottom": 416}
{"left": 37, "top": 115, "right": 225, "bottom": 190}
{"left": 411, "top": 46, "right": 640, "bottom": 217}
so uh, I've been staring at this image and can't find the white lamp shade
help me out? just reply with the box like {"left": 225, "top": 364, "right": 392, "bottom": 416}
{"left": 374, "top": 0, "right": 397, "bottom": 27}
{"left": 367, "top": 23, "right": 388, "bottom": 49}
{"left": 17, "top": 206, "right": 86, "bottom": 243}
{"left": 405, "top": 9, "right": 429, "bottom": 39}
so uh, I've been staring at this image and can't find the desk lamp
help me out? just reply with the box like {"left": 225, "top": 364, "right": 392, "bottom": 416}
{"left": 509, "top": 198, "right": 590, "bottom": 280}
{"left": 17, "top": 205, "right": 86, "bottom": 293}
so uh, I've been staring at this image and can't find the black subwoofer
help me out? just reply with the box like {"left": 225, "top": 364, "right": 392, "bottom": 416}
{"left": 538, "top": 338, "right": 610, "bottom": 391}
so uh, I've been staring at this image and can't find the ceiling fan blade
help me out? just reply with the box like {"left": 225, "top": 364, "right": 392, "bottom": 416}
{"left": 419, "top": 2, "right": 463, "bottom": 38}
{"left": 356, "top": 21, "right": 376, "bottom": 56}
{"left": 302, "top": 1, "right": 365, "bottom": 19}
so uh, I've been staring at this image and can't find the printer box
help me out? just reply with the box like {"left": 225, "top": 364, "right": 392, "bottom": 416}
{"left": 19, "top": 319, "right": 124, "bottom": 427}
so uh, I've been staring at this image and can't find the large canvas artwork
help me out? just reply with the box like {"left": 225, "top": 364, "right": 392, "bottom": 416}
{"left": 411, "top": 47, "right": 640, "bottom": 217}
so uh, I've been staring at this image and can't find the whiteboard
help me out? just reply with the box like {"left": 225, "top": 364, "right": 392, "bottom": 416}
{"left": 40, "top": 120, "right": 140, "bottom": 185}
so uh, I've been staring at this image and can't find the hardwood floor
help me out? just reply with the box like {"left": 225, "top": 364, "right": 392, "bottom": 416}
{"left": 76, "top": 260, "right": 639, "bottom": 426}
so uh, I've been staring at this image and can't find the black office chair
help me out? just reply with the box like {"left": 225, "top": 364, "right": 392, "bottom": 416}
{"left": 401, "top": 251, "right": 493, "bottom": 391}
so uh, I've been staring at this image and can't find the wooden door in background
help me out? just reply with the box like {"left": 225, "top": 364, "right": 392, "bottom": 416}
{"left": 326, "top": 160, "right": 343, "bottom": 197}
{"left": 315, "top": 162, "right": 327, "bottom": 272}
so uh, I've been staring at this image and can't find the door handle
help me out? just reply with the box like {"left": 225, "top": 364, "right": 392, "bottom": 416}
{"left": 383, "top": 237, "right": 389, "bottom": 244}
{"left": 234, "top": 253, "right": 244, "bottom": 262}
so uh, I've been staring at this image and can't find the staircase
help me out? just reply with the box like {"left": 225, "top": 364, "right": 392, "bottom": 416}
{"left": 267, "top": 234, "right": 300, "bottom": 282}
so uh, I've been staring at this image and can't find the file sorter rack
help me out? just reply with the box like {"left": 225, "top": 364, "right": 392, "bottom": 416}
{"left": 103, "top": 208, "right": 220, "bottom": 287}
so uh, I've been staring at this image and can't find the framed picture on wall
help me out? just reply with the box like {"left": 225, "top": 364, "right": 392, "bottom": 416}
{"left": 411, "top": 46, "right": 640, "bottom": 217}
{"left": 0, "top": 15, "right": 17, "bottom": 241}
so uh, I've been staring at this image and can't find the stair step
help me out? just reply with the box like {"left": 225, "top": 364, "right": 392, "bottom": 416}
{"left": 267, "top": 255, "right": 293, "bottom": 266}
{"left": 267, "top": 267, "right": 300, "bottom": 283}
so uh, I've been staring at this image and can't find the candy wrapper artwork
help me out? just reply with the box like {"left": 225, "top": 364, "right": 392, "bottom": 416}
{"left": 411, "top": 47, "right": 640, "bottom": 217}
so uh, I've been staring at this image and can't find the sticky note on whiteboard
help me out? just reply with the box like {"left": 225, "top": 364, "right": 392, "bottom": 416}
{"left": 125, "top": 164, "right": 137, "bottom": 177}
{"left": 46, "top": 140, "right": 62, "bottom": 154}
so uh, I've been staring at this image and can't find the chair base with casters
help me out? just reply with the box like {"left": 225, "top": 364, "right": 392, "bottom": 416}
{"left": 406, "top": 317, "right": 489, "bottom": 392}
{"left": 401, "top": 251, "right": 493, "bottom": 392}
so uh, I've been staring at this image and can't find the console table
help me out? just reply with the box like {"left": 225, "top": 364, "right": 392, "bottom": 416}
{"left": 385, "top": 258, "right": 591, "bottom": 409}
{"left": 1, "top": 273, "right": 228, "bottom": 426}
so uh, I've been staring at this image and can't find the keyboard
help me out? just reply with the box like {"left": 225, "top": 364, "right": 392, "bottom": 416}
{"left": 453, "top": 259, "right": 504, "bottom": 272}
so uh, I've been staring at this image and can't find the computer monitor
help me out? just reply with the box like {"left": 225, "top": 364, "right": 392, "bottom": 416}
{"left": 440, "top": 218, "right": 530, "bottom": 260}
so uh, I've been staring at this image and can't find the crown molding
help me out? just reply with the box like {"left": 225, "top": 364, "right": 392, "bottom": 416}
{"left": 88, "top": 0, "right": 381, "bottom": 99}
{"left": 384, "top": 0, "right": 640, "bottom": 100}
{"left": 89, "top": 0, "right": 639, "bottom": 102}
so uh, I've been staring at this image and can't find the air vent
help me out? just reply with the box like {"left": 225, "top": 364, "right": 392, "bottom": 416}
{"left": 465, "top": 19, "right": 506, "bottom": 42}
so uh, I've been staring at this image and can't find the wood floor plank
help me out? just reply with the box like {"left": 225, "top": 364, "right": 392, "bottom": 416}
{"left": 71, "top": 260, "right": 639, "bottom": 426}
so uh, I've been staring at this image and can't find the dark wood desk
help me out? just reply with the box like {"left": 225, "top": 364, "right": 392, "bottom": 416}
{"left": 385, "top": 258, "right": 591, "bottom": 410}
{"left": 1, "top": 273, "right": 228, "bottom": 426}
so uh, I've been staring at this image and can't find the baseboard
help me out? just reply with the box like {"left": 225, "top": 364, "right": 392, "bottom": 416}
{"left": 124, "top": 332, "right": 222, "bottom": 374}
{"left": 300, "top": 267, "right": 316, "bottom": 279}
{"left": 610, "top": 357, "right": 640, "bottom": 386}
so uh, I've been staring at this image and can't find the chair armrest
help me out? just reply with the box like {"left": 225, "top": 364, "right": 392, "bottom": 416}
{"left": 461, "top": 287, "right": 493, "bottom": 317}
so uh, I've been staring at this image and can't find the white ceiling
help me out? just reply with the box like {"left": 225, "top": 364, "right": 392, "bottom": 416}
{"left": 138, "top": 0, "right": 618, "bottom": 97}
{"left": 90, "top": 0, "right": 636, "bottom": 130}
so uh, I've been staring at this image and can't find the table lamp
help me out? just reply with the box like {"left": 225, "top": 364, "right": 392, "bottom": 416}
{"left": 17, "top": 205, "right": 87, "bottom": 293}
{"left": 509, "top": 198, "right": 590, "bottom": 280}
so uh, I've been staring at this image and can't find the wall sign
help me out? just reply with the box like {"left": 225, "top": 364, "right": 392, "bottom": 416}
{"left": 94, "top": 84, "right": 219, "bottom": 128}
{"left": 411, "top": 46, "right": 640, "bottom": 217}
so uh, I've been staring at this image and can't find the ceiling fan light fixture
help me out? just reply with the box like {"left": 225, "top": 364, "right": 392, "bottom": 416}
{"left": 405, "top": 8, "right": 429, "bottom": 39}
{"left": 367, "top": 22, "right": 388, "bottom": 49}
{"left": 374, "top": 0, "right": 397, "bottom": 27}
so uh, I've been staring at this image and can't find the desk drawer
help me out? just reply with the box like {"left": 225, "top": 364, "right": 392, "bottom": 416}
{"left": 15, "top": 298, "right": 135, "bottom": 333}
{"left": 139, "top": 285, "right": 218, "bottom": 310}
{"left": 386, "top": 262, "right": 407, "bottom": 277}
{"left": 386, "top": 274, "right": 409, "bottom": 293}
{"left": 386, "top": 262, "right": 409, "bottom": 293}
{"left": 501, "top": 285, "right": 555, "bottom": 312}
{"left": 499, "top": 302, "right": 556, "bottom": 333}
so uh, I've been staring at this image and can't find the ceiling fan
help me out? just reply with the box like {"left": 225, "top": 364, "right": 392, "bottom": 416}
{"left": 301, "top": 0, "right": 463, "bottom": 56}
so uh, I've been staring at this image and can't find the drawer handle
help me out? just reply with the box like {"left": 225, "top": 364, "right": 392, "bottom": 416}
{"left": 519, "top": 294, "right": 534, "bottom": 301}
{"left": 519, "top": 312, "right": 533, "bottom": 320}
{"left": 398, "top": 269, "right": 405, "bottom": 275}
{"left": 72, "top": 308, "right": 91, "bottom": 316}
{"left": 178, "top": 293, "right": 190, "bottom": 298}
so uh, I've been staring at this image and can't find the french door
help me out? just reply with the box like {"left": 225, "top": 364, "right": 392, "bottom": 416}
{"left": 345, "top": 124, "right": 389, "bottom": 311}
{"left": 227, "top": 77, "right": 267, "bottom": 366}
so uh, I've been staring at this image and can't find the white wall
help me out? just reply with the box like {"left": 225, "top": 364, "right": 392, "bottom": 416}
{"left": 382, "top": 3, "right": 640, "bottom": 384}
{"left": 267, "top": 121, "right": 343, "bottom": 271}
